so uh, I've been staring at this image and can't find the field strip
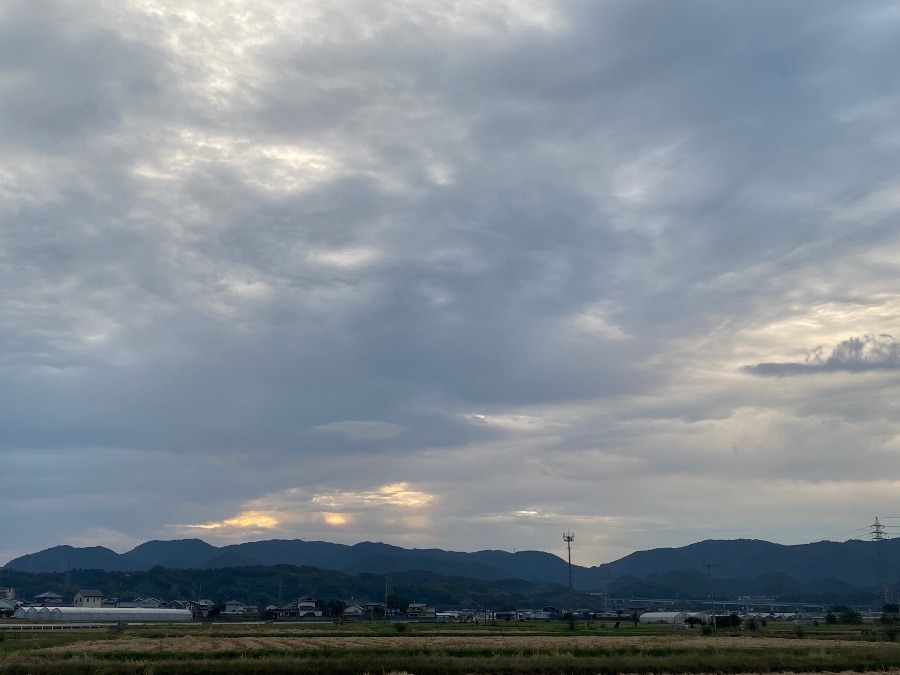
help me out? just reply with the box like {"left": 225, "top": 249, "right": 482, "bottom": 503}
{"left": 40, "top": 633, "right": 895, "bottom": 654}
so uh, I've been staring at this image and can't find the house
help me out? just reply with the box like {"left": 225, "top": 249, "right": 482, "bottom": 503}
{"left": 33, "top": 591, "right": 64, "bottom": 606}
{"left": 224, "top": 600, "right": 257, "bottom": 615}
{"left": 0, "top": 588, "right": 14, "bottom": 600}
{"left": 185, "top": 599, "right": 215, "bottom": 619}
{"left": 268, "top": 597, "right": 322, "bottom": 620}
{"left": 297, "top": 596, "right": 321, "bottom": 618}
{"left": 74, "top": 589, "right": 103, "bottom": 607}
{"left": 406, "top": 603, "right": 435, "bottom": 617}
{"left": 343, "top": 603, "right": 366, "bottom": 618}
{"left": 0, "top": 598, "right": 16, "bottom": 617}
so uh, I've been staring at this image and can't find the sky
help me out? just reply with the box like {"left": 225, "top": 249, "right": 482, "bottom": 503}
{"left": 3, "top": 0, "right": 900, "bottom": 568}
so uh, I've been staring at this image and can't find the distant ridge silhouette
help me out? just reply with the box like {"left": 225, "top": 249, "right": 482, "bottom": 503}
{"left": 5, "top": 537, "right": 895, "bottom": 591}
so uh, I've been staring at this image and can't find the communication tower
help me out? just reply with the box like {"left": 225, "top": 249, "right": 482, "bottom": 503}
{"left": 563, "top": 531, "right": 575, "bottom": 612}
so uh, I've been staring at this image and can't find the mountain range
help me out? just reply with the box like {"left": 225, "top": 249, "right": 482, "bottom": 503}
{"left": 5, "top": 537, "right": 898, "bottom": 594}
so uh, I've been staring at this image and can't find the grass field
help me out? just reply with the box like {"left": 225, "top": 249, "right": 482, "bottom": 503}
{"left": 3, "top": 620, "right": 900, "bottom": 674}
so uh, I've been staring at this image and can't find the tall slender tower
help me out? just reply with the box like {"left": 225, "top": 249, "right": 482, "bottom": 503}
{"left": 873, "top": 517, "right": 893, "bottom": 608}
{"left": 563, "top": 531, "right": 575, "bottom": 612}
{"left": 704, "top": 563, "right": 716, "bottom": 630}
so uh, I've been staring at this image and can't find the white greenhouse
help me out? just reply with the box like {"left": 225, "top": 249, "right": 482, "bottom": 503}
{"left": 14, "top": 606, "right": 193, "bottom": 623}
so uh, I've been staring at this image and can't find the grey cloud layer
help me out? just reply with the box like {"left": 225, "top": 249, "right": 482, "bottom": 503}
{"left": 746, "top": 335, "right": 900, "bottom": 376}
{"left": 3, "top": 0, "right": 900, "bottom": 563}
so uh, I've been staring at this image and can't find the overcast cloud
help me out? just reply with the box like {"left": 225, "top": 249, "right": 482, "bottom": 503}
{"left": 4, "top": 0, "right": 900, "bottom": 567}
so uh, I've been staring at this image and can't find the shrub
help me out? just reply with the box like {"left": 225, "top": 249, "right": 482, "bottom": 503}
{"left": 392, "top": 622, "right": 408, "bottom": 633}
{"left": 701, "top": 625, "right": 713, "bottom": 635}
{"left": 840, "top": 608, "right": 863, "bottom": 625}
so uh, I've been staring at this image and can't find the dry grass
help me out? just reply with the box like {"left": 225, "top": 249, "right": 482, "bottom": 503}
{"left": 39, "top": 632, "right": 888, "bottom": 654}
{"left": 9, "top": 624, "right": 900, "bottom": 674}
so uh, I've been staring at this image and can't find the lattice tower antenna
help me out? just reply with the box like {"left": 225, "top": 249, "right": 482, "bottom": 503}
{"left": 872, "top": 517, "right": 894, "bottom": 608}
{"left": 704, "top": 563, "right": 716, "bottom": 630}
{"left": 563, "top": 531, "right": 575, "bottom": 612}
{"left": 603, "top": 573, "right": 611, "bottom": 613}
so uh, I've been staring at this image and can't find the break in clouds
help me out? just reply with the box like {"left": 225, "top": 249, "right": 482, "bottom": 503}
{"left": 4, "top": 0, "right": 900, "bottom": 566}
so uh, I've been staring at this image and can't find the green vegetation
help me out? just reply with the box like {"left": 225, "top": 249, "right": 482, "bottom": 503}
{"left": 0, "top": 566, "right": 596, "bottom": 612}
{"left": 3, "top": 619, "right": 900, "bottom": 674}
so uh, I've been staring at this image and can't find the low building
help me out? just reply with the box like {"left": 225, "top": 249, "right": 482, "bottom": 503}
{"left": 269, "top": 597, "right": 322, "bottom": 620}
{"left": 407, "top": 603, "right": 435, "bottom": 617}
{"left": 297, "top": 596, "right": 321, "bottom": 618}
{"left": 0, "top": 598, "right": 17, "bottom": 617}
{"left": 343, "top": 604, "right": 366, "bottom": 618}
{"left": 74, "top": 590, "right": 103, "bottom": 607}
{"left": 224, "top": 600, "right": 258, "bottom": 615}
{"left": 33, "top": 591, "right": 64, "bottom": 606}
{"left": 184, "top": 599, "right": 215, "bottom": 619}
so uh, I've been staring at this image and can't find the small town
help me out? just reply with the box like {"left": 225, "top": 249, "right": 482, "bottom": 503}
{"left": 0, "top": 585, "right": 890, "bottom": 629}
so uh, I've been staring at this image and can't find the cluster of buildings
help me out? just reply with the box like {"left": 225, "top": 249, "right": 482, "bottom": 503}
{"left": 0, "top": 587, "right": 212, "bottom": 622}
{"left": 0, "top": 587, "right": 440, "bottom": 623}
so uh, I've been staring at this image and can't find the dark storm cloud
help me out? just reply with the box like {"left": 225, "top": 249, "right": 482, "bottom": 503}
{"left": 745, "top": 335, "right": 900, "bottom": 376}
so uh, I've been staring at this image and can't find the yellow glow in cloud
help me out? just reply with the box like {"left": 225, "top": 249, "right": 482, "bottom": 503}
{"left": 189, "top": 511, "right": 279, "bottom": 530}
{"left": 323, "top": 513, "right": 349, "bottom": 526}
{"left": 311, "top": 482, "right": 434, "bottom": 509}
{"left": 313, "top": 483, "right": 429, "bottom": 508}
{"left": 376, "top": 483, "right": 433, "bottom": 507}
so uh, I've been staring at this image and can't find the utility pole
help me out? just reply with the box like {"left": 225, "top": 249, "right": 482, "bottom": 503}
{"left": 704, "top": 563, "right": 716, "bottom": 630}
{"left": 563, "top": 531, "right": 575, "bottom": 613}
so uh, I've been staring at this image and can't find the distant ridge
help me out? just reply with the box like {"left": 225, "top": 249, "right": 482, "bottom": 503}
{"left": 5, "top": 537, "right": 898, "bottom": 591}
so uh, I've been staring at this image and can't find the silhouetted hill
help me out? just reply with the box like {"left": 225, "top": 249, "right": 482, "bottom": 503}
{"left": 7, "top": 546, "right": 127, "bottom": 573}
{"left": 201, "top": 551, "right": 263, "bottom": 569}
{"left": 216, "top": 539, "right": 350, "bottom": 568}
{"left": 5, "top": 536, "right": 896, "bottom": 599}
{"left": 123, "top": 539, "right": 220, "bottom": 569}
{"left": 593, "top": 538, "right": 887, "bottom": 587}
